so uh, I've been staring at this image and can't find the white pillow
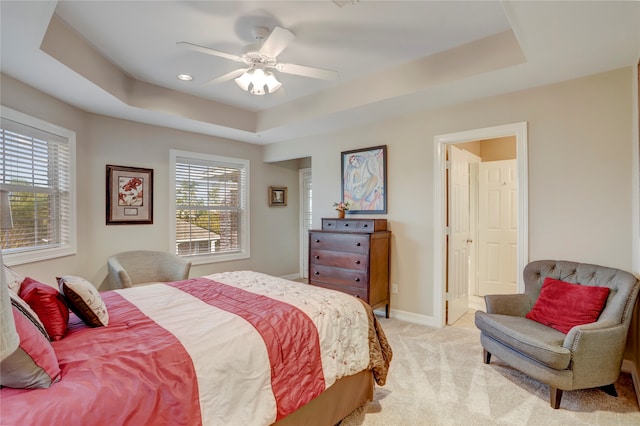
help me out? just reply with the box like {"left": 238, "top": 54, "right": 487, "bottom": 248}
{"left": 57, "top": 276, "right": 109, "bottom": 327}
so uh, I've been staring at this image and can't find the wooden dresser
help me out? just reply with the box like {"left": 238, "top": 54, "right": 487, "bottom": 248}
{"left": 309, "top": 218, "right": 391, "bottom": 317}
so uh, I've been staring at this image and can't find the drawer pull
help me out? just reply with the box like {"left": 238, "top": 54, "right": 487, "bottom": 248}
{"left": 314, "top": 255, "right": 320, "bottom": 259}
{"left": 344, "top": 223, "right": 349, "bottom": 227}
{"left": 315, "top": 239, "right": 320, "bottom": 243}
{"left": 355, "top": 242, "right": 361, "bottom": 247}
{"left": 314, "top": 271, "right": 320, "bottom": 275}
{"left": 354, "top": 277, "right": 360, "bottom": 282}
{"left": 363, "top": 223, "right": 368, "bottom": 227}
{"left": 354, "top": 260, "right": 360, "bottom": 264}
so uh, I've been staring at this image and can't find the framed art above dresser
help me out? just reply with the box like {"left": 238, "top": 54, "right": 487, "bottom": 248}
{"left": 309, "top": 218, "right": 390, "bottom": 317}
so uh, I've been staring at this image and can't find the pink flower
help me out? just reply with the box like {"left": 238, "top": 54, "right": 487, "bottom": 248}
{"left": 332, "top": 201, "right": 351, "bottom": 212}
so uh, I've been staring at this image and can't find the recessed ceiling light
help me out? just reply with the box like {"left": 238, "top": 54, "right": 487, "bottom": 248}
{"left": 177, "top": 74, "right": 193, "bottom": 81}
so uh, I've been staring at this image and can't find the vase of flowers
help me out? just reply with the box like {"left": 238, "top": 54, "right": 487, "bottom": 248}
{"left": 333, "top": 201, "right": 351, "bottom": 218}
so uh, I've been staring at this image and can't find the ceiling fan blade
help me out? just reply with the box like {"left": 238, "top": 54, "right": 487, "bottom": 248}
{"left": 176, "top": 41, "right": 243, "bottom": 62}
{"left": 259, "top": 27, "right": 295, "bottom": 58}
{"left": 275, "top": 63, "right": 338, "bottom": 80}
{"left": 202, "top": 68, "right": 249, "bottom": 86}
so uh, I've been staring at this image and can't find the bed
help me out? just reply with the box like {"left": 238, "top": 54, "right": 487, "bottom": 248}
{"left": 1, "top": 270, "right": 392, "bottom": 426}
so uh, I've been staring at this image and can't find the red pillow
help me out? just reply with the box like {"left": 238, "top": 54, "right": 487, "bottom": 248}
{"left": 19, "top": 277, "right": 69, "bottom": 341}
{"left": 526, "top": 277, "right": 610, "bottom": 334}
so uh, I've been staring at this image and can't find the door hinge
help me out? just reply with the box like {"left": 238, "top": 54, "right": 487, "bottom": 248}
{"left": 445, "top": 160, "right": 451, "bottom": 170}
{"left": 445, "top": 226, "right": 451, "bottom": 236}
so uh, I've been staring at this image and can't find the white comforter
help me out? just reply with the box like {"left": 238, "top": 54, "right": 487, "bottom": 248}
{"left": 116, "top": 271, "right": 371, "bottom": 425}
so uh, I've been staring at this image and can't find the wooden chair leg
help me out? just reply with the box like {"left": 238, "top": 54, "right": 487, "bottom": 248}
{"left": 550, "top": 387, "right": 563, "bottom": 409}
{"left": 482, "top": 349, "right": 491, "bottom": 364}
{"left": 599, "top": 384, "right": 618, "bottom": 397}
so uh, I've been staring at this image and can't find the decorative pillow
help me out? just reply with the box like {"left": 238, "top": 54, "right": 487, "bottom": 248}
{"left": 57, "top": 276, "right": 109, "bottom": 327}
{"left": 0, "top": 305, "right": 61, "bottom": 388}
{"left": 526, "top": 277, "right": 610, "bottom": 334}
{"left": 4, "top": 265, "right": 25, "bottom": 294}
{"left": 9, "top": 292, "right": 49, "bottom": 341}
{"left": 19, "top": 277, "right": 69, "bottom": 341}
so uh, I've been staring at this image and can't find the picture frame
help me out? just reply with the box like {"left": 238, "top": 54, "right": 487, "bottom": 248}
{"left": 106, "top": 165, "right": 153, "bottom": 225}
{"left": 341, "top": 145, "right": 387, "bottom": 214}
{"left": 269, "top": 186, "right": 287, "bottom": 207}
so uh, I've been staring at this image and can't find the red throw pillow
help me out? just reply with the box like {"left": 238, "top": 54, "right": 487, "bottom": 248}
{"left": 526, "top": 277, "right": 610, "bottom": 334}
{"left": 19, "top": 277, "right": 69, "bottom": 341}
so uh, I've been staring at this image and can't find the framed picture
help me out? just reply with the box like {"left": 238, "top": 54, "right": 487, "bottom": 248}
{"left": 106, "top": 165, "right": 153, "bottom": 225}
{"left": 341, "top": 145, "right": 387, "bottom": 214}
{"left": 269, "top": 186, "right": 287, "bottom": 207}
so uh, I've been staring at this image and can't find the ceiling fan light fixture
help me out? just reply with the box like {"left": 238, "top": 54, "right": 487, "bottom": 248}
{"left": 250, "top": 85, "right": 266, "bottom": 96}
{"left": 234, "top": 71, "right": 253, "bottom": 91}
{"left": 265, "top": 72, "right": 282, "bottom": 93}
{"left": 235, "top": 67, "right": 280, "bottom": 96}
{"left": 251, "top": 68, "right": 267, "bottom": 87}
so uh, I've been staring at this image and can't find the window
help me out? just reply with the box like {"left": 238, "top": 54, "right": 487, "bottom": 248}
{"left": 170, "top": 150, "right": 249, "bottom": 264}
{"left": 0, "top": 106, "right": 76, "bottom": 265}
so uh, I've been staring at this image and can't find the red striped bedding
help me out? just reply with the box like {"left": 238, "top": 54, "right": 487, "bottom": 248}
{"left": 1, "top": 271, "right": 389, "bottom": 426}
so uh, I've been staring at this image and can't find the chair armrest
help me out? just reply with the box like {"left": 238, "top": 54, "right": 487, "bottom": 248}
{"left": 107, "top": 257, "right": 133, "bottom": 288}
{"left": 158, "top": 258, "right": 191, "bottom": 282}
{"left": 563, "top": 321, "right": 628, "bottom": 386}
{"left": 484, "top": 294, "right": 531, "bottom": 316}
{"left": 563, "top": 320, "right": 622, "bottom": 352}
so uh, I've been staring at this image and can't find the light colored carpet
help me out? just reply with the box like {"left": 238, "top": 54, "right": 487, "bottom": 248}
{"left": 341, "top": 316, "right": 640, "bottom": 425}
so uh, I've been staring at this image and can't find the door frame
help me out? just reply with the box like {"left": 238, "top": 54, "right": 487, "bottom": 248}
{"left": 433, "top": 122, "right": 528, "bottom": 327}
{"left": 299, "top": 168, "right": 312, "bottom": 279}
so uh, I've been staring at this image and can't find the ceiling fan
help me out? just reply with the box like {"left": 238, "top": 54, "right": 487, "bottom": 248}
{"left": 177, "top": 26, "right": 338, "bottom": 95}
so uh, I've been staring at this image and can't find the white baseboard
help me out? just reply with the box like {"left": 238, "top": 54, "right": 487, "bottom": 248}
{"left": 379, "top": 308, "right": 440, "bottom": 328}
{"left": 621, "top": 359, "right": 640, "bottom": 408}
{"left": 280, "top": 273, "right": 302, "bottom": 281}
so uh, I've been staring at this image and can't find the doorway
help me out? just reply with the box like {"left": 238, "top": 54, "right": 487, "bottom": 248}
{"left": 433, "top": 122, "right": 528, "bottom": 327}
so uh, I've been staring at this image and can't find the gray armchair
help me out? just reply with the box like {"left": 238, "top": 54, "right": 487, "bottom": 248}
{"left": 107, "top": 250, "right": 191, "bottom": 289}
{"left": 475, "top": 260, "right": 640, "bottom": 409}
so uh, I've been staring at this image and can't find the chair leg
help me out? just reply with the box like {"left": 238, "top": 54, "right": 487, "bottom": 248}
{"left": 599, "top": 384, "right": 618, "bottom": 397}
{"left": 482, "top": 349, "right": 491, "bottom": 364}
{"left": 550, "top": 387, "right": 563, "bottom": 409}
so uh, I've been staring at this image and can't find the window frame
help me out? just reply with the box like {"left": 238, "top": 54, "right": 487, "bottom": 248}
{"left": 170, "top": 149, "right": 250, "bottom": 265}
{"left": 0, "top": 106, "right": 77, "bottom": 266}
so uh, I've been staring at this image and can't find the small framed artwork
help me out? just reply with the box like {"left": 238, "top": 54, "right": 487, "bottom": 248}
{"left": 341, "top": 145, "right": 387, "bottom": 214}
{"left": 269, "top": 186, "right": 287, "bottom": 207}
{"left": 106, "top": 165, "right": 153, "bottom": 225}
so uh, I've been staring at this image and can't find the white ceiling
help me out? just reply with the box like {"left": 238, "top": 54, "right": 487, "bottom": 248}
{"left": 1, "top": 1, "right": 639, "bottom": 145}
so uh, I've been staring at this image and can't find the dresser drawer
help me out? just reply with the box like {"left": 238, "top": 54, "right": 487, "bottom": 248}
{"left": 309, "top": 232, "right": 370, "bottom": 254}
{"left": 309, "top": 264, "right": 368, "bottom": 289}
{"left": 310, "top": 249, "right": 368, "bottom": 270}
{"left": 321, "top": 218, "right": 386, "bottom": 232}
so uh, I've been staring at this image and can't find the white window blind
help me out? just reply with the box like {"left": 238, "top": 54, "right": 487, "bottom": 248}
{"left": 0, "top": 107, "right": 76, "bottom": 265}
{"left": 171, "top": 150, "right": 249, "bottom": 263}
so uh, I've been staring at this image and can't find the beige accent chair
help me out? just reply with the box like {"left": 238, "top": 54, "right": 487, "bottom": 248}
{"left": 107, "top": 250, "right": 191, "bottom": 289}
{"left": 475, "top": 260, "right": 640, "bottom": 409}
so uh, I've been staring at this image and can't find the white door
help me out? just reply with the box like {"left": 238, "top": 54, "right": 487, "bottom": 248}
{"left": 478, "top": 160, "right": 518, "bottom": 295}
{"left": 299, "top": 168, "right": 312, "bottom": 279}
{"left": 447, "top": 146, "right": 473, "bottom": 325}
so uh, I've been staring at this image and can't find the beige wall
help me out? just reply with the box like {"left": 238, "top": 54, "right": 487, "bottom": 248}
{"left": 479, "top": 136, "right": 516, "bottom": 161}
{"left": 265, "top": 67, "right": 635, "bottom": 320}
{"left": 1, "top": 74, "right": 301, "bottom": 289}
{"left": 456, "top": 136, "right": 516, "bottom": 161}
